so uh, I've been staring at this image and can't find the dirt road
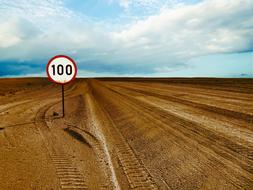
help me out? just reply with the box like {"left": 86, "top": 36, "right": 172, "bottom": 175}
{"left": 0, "top": 78, "right": 252, "bottom": 189}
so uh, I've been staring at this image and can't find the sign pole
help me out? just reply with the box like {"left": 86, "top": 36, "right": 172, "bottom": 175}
{"left": 62, "top": 85, "right": 65, "bottom": 118}
{"left": 47, "top": 55, "right": 77, "bottom": 118}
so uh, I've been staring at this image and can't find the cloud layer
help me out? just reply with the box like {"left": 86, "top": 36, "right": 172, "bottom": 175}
{"left": 0, "top": 0, "right": 252, "bottom": 76}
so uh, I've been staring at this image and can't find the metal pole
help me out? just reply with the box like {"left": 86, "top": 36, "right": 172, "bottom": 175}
{"left": 62, "top": 85, "right": 65, "bottom": 118}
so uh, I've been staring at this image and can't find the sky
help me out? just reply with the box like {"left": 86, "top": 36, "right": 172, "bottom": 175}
{"left": 0, "top": 0, "right": 252, "bottom": 77}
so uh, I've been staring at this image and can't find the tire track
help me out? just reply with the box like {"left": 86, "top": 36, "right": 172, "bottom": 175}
{"left": 51, "top": 153, "right": 88, "bottom": 190}
{"left": 65, "top": 94, "right": 116, "bottom": 190}
{"left": 35, "top": 101, "right": 89, "bottom": 190}
{"left": 88, "top": 82, "right": 159, "bottom": 190}
{"left": 65, "top": 125, "right": 114, "bottom": 190}
{"left": 85, "top": 94, "right": 121, "bottom": 190}
{"left": 109, "top": 84, "right": 253, "bottom": 123}
{"left": 116, "top": 142, "right": 159, "bottom": 190}
{"left": 0, "top": 100, "right": 32, "bottom": 114}
{"left": 90, "top": 80, "right": 253, "bottom": 189}
{"left": 107, "top": 84, "right": 253, "bottom": 165}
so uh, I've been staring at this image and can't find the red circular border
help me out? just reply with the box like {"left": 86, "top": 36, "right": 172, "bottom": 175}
{"left": 46, "top": 55, "right": 77, "bottom": 85}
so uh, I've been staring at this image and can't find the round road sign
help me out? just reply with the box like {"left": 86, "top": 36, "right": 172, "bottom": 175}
{"left": 47, "top": 55, "right": 77, "bottom": 84}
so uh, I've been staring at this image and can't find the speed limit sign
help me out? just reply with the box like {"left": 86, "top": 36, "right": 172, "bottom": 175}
{"left": 47, "top": 55, "right": 77, "bottom": 84}
{"left": 46, "top": 55, "right": 77, "bottom": 117}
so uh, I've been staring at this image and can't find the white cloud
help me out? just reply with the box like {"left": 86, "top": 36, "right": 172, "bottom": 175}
{"left": 0, "top": 0, "right": 74, "bottom": 28}
{"left": 119, "top": 0, "right": 129, "bottom": 9}
{"left": 0, "top": 18, "right": 22, "bottom": 48}
{"left": 0, "top": 16, "right": 41, "bottom": 48}
{"left": 114, "top": 0, "right": 186, "bottom": 15}
{"left": 113, "top": 0, "right": 253, "bottom": 61}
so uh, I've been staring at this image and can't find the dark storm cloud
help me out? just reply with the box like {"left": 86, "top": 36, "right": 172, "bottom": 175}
{"left": 78, "top": 60, "right": 155, "bottom": 74}
{"left": 0, "top": 59, "right": 156, "bottom": 77}
{"left": 0, "top": 61, "right": 45, "bottom": 76}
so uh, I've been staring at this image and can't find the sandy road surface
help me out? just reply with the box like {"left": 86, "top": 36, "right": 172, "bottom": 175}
{"left": 0, "top": 78, "right": 252, "bottom": 190}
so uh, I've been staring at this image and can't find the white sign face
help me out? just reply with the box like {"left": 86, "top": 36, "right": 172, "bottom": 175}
{"left": 47, "top": 55, "right": 77, "bottom": 84}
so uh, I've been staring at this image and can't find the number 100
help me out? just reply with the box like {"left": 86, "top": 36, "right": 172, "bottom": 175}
{"left": 52, "top": 64, "right": 72, "bottom": 75}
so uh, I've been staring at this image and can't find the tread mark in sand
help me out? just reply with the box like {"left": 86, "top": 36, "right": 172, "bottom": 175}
{"left": 116, "top": 142, "right": 158, "bottom": 190}
{"left": 89, "top": 84, "right": 159, "bottom": 189}
{"left": 35, "top": 103, "right": 88, "bottom": 190}
{"left": 51, "top": 153, "right": 88, "bottom": 190}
